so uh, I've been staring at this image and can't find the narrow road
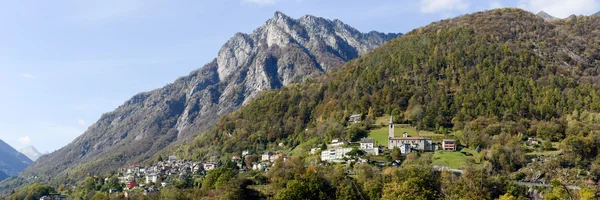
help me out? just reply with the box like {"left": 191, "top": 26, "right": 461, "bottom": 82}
{"left": 514, "top": 181, "right": 581, "bottom": 190}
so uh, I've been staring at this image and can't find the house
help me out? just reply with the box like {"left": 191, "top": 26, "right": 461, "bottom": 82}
{"left": 329, "top": 139, "right": 348, "bottom": 147}
{"left": 321, "top": 147, "right": 352, "bottom": 162}
{"left": 146, "top": 173, "right": 159, "bottom": 184}
{"left": 118, "top": 174, "right": 134, "bottom": 184}
{"left": 40, "top": 194, "right": 68, "bottom": 200}
{"left": 360, "top": 138, "right": 379, "bottom": 155}
{"left": 127, "top": 181, "right": 137, "bottom": 189}
{"left": 270, "top": 153, "right": 286, "bottom": 162}
{"left": 203, "top": 162, "right": 218, "bottom": 171}
{"left": 261, "top": 152, "right": 274, "bottom": 161}
{"left": 442, "top": 139, "right": 457, "bottom": 151}
{"left": 232, "top": 156, "right": 241, "bottom": 163}
{"left": 161, "top": 182, "right": 171, "bottom": 187}
{"left": 252, "top": 162, "right": 267, "bottom": 170}
{"left": 168, "top": 156, "right": 177, "bottom": 162}
{"left": 348, "top": 114, "right": 362, "bottom": 123}
{"left": 387, "top": 116, "right": 434, "bottom": 151}
{"left": 360, "top": 138, "right": 375, "bottom": 149}
{"left": 528, "top": 137, "right": 540, "bottom": 145}
{"left": 400, "top": 143, "right": 412, "bottom": 154}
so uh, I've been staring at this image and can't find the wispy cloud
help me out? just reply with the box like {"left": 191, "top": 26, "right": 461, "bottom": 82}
{"left": 420, "top": 0, "right": 470, "bottom": 13}
{"left": 78, "top": 119, "right": 87, "bottom": 126}
{"left": 18, "top": 136, "right": 31, "bottom": 145}
{"left": 519, "top": 0, "right": 600, "bottom": 18}
{"left": 21, "top": 73, "right": 35, "bottom": 79}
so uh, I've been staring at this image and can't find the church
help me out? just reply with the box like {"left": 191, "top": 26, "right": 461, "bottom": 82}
{"left": 387, "top": 116, "right": 435, "bottom": 152}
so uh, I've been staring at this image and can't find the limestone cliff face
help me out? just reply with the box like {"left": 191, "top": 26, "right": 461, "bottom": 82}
{"left": 18, "top": 12, "right": 399, "bottom": 185}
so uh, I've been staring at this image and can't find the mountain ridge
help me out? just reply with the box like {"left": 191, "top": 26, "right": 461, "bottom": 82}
{"left": 536, "top": 11, "right": 556, "bottom": 20}
{"left": 15, "top": 12, "right": 399, "bottom": 187}
{"left": 178, "top": 8, "right": 600, "bottom": 165}
{"left": 18, "top": 146, "right": 43, "bottom": 161}
{"left": 0, "top": 140, "right": 31, "bottom": 176}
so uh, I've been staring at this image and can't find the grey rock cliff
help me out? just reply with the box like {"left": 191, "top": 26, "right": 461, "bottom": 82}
{"left": 17, "top": 12, "right": 399, "bottom": 185}
{"left": 536, "top": 11, "right": 556, "bottom": 20}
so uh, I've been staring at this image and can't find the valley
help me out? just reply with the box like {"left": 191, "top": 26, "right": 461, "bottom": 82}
{"left": 3, "top": 5, "right": 600, "bottom": 200}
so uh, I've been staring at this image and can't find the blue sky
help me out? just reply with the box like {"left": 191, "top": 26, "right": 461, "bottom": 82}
{"left": 0, "top": 0, "right": 598, "bottom": 153}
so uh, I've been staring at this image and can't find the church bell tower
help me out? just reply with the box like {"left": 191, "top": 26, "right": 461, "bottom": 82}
{"left": 389, "top": 115, "right": 394, "bottom": 138}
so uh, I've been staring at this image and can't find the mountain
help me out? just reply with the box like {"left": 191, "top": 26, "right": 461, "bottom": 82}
{"left": 0, "top": 140, "right": 32, "bottom": 176}
{"left": 595, "top": 11, "right": 600, "bottom": 16}
{"left": 0, "top": 171, "right": 7, "bottom": 182}
{"left": 536, "top": 11, "right": 556, "bottom": 20}
{"left": 180, "top": 8, "right": 600, "bottom": 161}
{"left": 16, "top": 12, "right": 399, "bottom": 186}
{"left": 18, "top": 146, "right": 43, "bottom": 161}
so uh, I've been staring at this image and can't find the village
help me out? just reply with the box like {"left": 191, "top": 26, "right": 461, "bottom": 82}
{"left": 111, "top": 115, "right": 464, "bottom": 195}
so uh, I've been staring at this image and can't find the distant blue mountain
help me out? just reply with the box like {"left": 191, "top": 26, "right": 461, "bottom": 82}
{"left": 0, "top": 170, "right": 7, "bottom": 182}
{"left": 0, "top": 140, "right": 32, "bottom": 176}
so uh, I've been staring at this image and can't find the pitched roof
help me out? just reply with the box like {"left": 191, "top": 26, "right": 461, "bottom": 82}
{"left": 360, "top": 138, "right": 374, "bottom": 143}
{"left": 389, "top": 137, "right": 430, "bottom": 140}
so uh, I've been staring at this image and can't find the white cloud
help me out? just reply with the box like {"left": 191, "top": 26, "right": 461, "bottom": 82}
{"left": 78, "top": 119, "right": 87, "bottom": 126}
{"left": 420, "top": 0, "right": 470, "bottom": 13}
{"left": 18, "top": 136, "right": 31, "bottom": 145}
{"left": 519, "top": 0, "right": 600, "bottom": 18}
{"left": 242, "top": 0, "right": 278, "bottom": 5}
{"left": 21, "top": 73, "right": 35, "bottom": 79}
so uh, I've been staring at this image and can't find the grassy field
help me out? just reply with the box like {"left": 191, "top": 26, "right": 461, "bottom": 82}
{"left": 367, "top": 124, "right": 446, "bottom": 145}
{"left": 431, "top": 148, "right": 480, "bottom": 169}
{"left": 368, "top": 126, "right": 419, "bottom": 146}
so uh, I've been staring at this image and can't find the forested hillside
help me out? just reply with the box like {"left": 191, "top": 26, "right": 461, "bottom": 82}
{"left": 181, "top": 8, "right": 600, "bottom": 163}
{"left": 1, "top": 12, "right": 398, "bottom": 194}
{"left": 5, "top": 8, "right": 600, "bottom": 200}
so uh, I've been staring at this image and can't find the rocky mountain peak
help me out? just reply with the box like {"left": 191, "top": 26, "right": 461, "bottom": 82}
{"left": 536, "top": 10, "right": 556, "bottom": 20}
{"left": 17, "top": 12, "right": 400, "bottom": 187}
{"left": 19, "top": 146, "right": 43, "bottom": 161}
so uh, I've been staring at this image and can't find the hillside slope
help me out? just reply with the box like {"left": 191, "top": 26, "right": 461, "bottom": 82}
{"left": 181, "top": 8, "right": 600, "bottom": 160}
{"left": 14, "top": 12, "right": 398, "bottom": 186}
{"left": 0, "top": 140, "right": 31, "bottom": 176}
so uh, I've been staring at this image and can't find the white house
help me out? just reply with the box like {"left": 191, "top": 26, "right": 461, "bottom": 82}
{"left": 348, "top": 114, "right": 362, "bottom": 123}
{"left": 146, "top": 173, "right": 159, "bottom": 184}
{"left": 168, "top": 156, "right": 177, "bottom": 162}
{"left": 400, "top": 143, "right": 412, "bottom": 154}
{"left": 261, "top": 152, "right": 274, "bottom": 161}
{"left": 321, "top": 147, "right": 352, "bottom": 162}
{"left": 329, "top": 139, "right": 348, "bottom": 147}
{"left": 360, "top": 138, "right": 379, "bottom": 155}
{"left": 203, "top": 162, "right": 218, "bottom": 171}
